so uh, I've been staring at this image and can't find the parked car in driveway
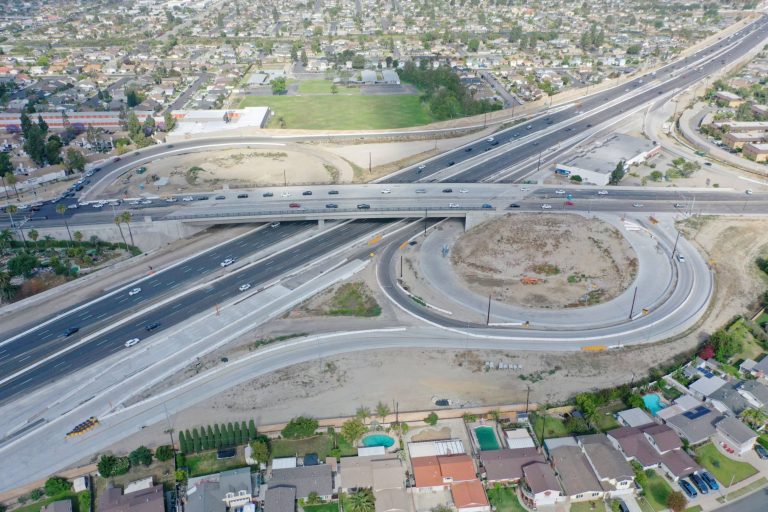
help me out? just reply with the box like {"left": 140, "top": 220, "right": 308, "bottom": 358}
{"left": 679, "top": 479, "right": 697, "bottom": 499}
{"left": 690, "top": 474, "right": 708, "bottom": 494}
{"left": 755, "top": 444, "right": 768, "bottom": 459}
{"left": 700, "top": 471, "right": 718, "bottom": 490}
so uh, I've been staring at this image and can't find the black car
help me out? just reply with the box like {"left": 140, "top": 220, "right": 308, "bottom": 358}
{"left": 237, "top": 193, "right": 249, "bottom": 199}
{"left": 442, "top": 188, "right": 453, "bottom": 193}
{"left": 146, "top": 322, "right": 161, "bottom": 331}
{"left": 357, "top": 204, "right": 371, "bottom": 209}
{"left": 63, "top": 327, "right": 79, "bottom": 337}
{"left": 215, "top": 195, "right": 225, "bottom": 200}
{"left": 262, "top": 192, "right": 274, "bottom": 197}
{"left": 93, "top": 167, "right": 101, "bottom": 172}
{"left": 465, "top": 147, "right": 472, "bottom": 152}
{"left": 197, "top": 196, "right": 209, "bottom": 201}
{"left": 167, "top": 144, "right": 174, "bottom": 148}
{"left": 302, "top": 190, "right": 313, "bottom": 196}
{"left": 326, "top": 203, "right": 338, "bottom": 208}
{"left": 690, "top": 474, "right": 709, "bottom": 494}
{"left": 328, "top": 190, "right": 339, "bottom": 195}
{"left": 509, "top": 203, "right": 521, "bottom": 208}
{"left": 447, "top": 161, "right": 455, "bottom": 166}
{"left": 490, "top": 140, "right": 499, "bottom": 146}
{"left": 756, "top": 444, "right": 768, "bottom": 459}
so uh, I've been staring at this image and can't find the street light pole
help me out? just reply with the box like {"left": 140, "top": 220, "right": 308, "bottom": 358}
{"left": 628, "top": 286, "right": 638, "bottom": 320}
{"left": 671, "top": 231, "right": 681, "bottom": 259}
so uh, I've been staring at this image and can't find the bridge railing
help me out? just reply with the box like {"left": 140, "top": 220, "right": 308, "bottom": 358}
{"left": 167, "top": 206, "right": 496, "bottom": 221}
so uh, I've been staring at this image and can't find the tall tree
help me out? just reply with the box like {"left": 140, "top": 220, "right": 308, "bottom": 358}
{"left": 345, "top": 489, "right": 375, "bottom": 512}
{"left": 375, "top": 401, "right": 391, "bottom": 420}
{"left": 126, "top": 111, "right": 141, "bottom": 137}
{"left": 120, "top": 211, "right": 134, "bottom": 247}
{"left": 64, "top": 148, "right": 86, "bottom": 175}
{"left": 20, "top": 112, "right": 32, "bottom": 139}
{"left": 114, "top": 216, "right": 128, "bottom": 248}
{"left": 37, "top": 114, "right": 48, "bottom": 134}
{"left": 248, "top": 419, "right": 257, "bottom": 441}
{"left": 45, "top": 135, "right": 63, "bottom": 165}
{"left": 56, "top": 203, "right": 73, "bottom": 244}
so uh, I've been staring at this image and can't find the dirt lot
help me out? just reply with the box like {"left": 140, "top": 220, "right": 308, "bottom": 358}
{"left": 101, "top": 146, "right": 354, "bottom": 197}
{"left": 450, "top": 213, "right": 638, "bottom": 308}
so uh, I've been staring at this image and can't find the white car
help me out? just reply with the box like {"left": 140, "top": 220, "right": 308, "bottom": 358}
{"left": 541, "top": 204, "right": 553, "bottom": 209}
{"left": 67, "top": 204, "right": 79, "bottom": 209}
{"left": 92, "top": 203, "right": 104, "bottom": 208}
{"left": 381, "top": 188, "right": 392, "bottom": 194}
{"left": 633, "top": 203, "right": 644, "bottom": 208}
{"left": 128, "top": 287, "right": 141, "bottom": 296}
{"left": 520, "top": 187, "right": 530, "bottom": 192}
{"left": 124, "top": 338, "right": 140, "bottom": 348}
{"left": 239, "top": 283, "right": 252, "bottom": 292}
{"left": 165, "top": 197, "right": 178, "bottom": 203}
{"left": 418, "top": 165, "right": 426, "bottom": 171}
{"left": 140, "top": 199, "right": 152, "bottom": 205}
{"left": 555, "top": 189, "right": 566, "bottom": 195}
{"left": 415, "top": 189, "right": 427, "bottom": 194}
{"left": 128, "top": 200, "right": 140, "bottom": 205}
{"left": 746, "top": 189, "right": 753, "bottom": 195}
{"left": 448, "top": 203, "right": 460, "bottom": 208}
{"left": 281, "top": 192, "right": 291, "bottom": 198}
{"left": 486, "top": 137, "right": 494, "bottom": 142}
{"left": 220, "top": 258, "right": 236, "bottom": 267}
{"left": 182, "top": 196, "right": 194, "bottom": 202}
{"left": 459, "top": 188, "right": 469, "bottom": 194}
{"left": 676, "top": 254, "right": 686, "bottom": 263}
{"left": 597, "top": 190, "right": 608, "bottom": 195}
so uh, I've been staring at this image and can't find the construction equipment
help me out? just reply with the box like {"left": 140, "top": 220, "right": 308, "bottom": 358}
{"left": 521, "top": 276, "right": 542, "bottom": 285}
{"left": 66, "top": 416, "right": 100, "bottom": 438}
{"left": 649, "top": 216, "right": 659, "bottom": 224}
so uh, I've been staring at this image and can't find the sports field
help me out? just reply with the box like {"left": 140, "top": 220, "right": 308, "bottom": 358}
{"left": 240, "top": 95, "right": 432, "bottom": 130}
{"left": 296, "top": 79, "right": 359, "bottom": 95}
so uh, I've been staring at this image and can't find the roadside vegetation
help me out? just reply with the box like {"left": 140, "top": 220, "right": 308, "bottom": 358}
{"left": 12, "top": 476, "right": 91, "bottom": 512}
{"left": 0, "top": 229, "right": 140, "bottom": 304}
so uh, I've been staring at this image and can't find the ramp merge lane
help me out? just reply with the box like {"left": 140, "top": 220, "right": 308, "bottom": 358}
{"left": 2, "top": 17, "right": 766, "bottom": 403}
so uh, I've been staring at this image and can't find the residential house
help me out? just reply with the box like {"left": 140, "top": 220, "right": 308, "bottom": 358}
{"left": 739, "top": 380, "right": 768, "bottom": 410}
{"left": 577, "top": 434, "right": 635, "bottom": 495}
{"left": 267, "top": 464, "right": 333, "bottom": 500}
{"left": 186, "top": 468, "right": 254, "bottom": 512}
{"left": 338, "top": 455, "right": 411, "bottom": 512}
{"left": 519, "top": 462, "right": 562, "bottom": 509}
{"left": 478, "top": 448, "right": 545, "bottom": 484}
{"left": 715, "top": 417, "right": 757, "bottom": 455}
{"left": 743, "top": 356, "right": 768, "bottom": 380}
{"left": 688, "top": 374, "right": 726, "bottom": 400}
{"left": 264, "top": 487, "right": 295, "bottom": 512}
{"left": 664, "top": 406, "right": 722, "bottom": 445}
{"left": 608, "top": 424, "right": 700, "bottom": 481}
{"left": 722, "top": 132, "right": 767, "bottom": 150}
{"left": 450, "top": 480, "right": 490, "bottom": 512}
{"left": 616, "top": 408, "right": 653, "bottom": 428}
{"left": 546, "top": 439, "right": 606, "bottom": 503}
{"left": 98, "top": 482, "right": 165, "bottom": 512}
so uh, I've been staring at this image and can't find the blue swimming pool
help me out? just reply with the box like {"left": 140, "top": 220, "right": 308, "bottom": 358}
{"left": 362, "top": 434, "right": 395, "bottom": 448}
{"left": 643, "top": 393, "right": 666, "bottom": 416}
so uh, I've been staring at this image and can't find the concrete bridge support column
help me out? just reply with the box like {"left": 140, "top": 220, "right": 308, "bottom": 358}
{"left": 318, "top": 218, "right": 326, "bottom": 230}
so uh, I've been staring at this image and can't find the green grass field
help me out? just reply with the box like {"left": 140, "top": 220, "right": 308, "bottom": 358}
{"left": 643, "top": 469, "right": 674, "bottom": 512}
{"left": 486, "top": 486, "right": 527, "bottom": 512}
{"left": 297, "top": 80, "right": 359, "bottom": 95}
{"left": 240, "top": 95, "right": 432, "bottom": 130}
{"left": 695, "top": 443, "right": 757, "bottom": 486}
{"left": 570, "top": 501, "right": 604, "bottom": 512}
{"left": 304, "top": 503, "right": 340, "bottom": 512}
{"left": 271, "top": 433, "right": 358, "bottom": 459}
{"left": 186, "top": 450, "right": 250, "bottom": 477}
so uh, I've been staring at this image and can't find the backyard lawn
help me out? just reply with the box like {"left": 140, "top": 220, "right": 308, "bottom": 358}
{"left": 530, "top": 412, "right": 590, "bottom": 442}
{"left": 695, "top": 443, "right": 757, "bottom": 486}
{"left": 486, "top": 486, "right": 527, "bottom": 512}
{"left": 13, "top": 492, "right": 88, "bottom": 512}
{"left": 186, "top": 449, "right": 250, "bottom": 477}
{"left": 570, "top": 500, "right": 605, "bottom": 512}
{"left": 727, "top": 317, "right": 765, "bottom": 362}
{"left": 240, "top": 95, "right": 432, "bottom": 130}
{"left": 271, "top": 433, "right": 358, "bottom": 459}
{"left": 297, "top": 80, "right": 359, "bottom": 95}
{"left": 303, "top": 503, "right": 340, "bottom": 512}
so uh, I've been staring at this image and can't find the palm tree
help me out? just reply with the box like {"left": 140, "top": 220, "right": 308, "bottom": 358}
{"left": 740, "top": 408, "right": 767, "bottom": 428}
{"left": 120, "top": 211, "right": 135, "bottom": 247}
{"left": 0, "top": 228, "right": 12, "bottom": 255}
{"left": 27, "top": 229, "right": 39, "bottom": 249}
{"left": 375, "top": 401, "right": 391, "bottom": 422}
{"left": 114, "top": 216, "right": 128, "bottom": 249}
{"left": 0, "top": 172, "right": 9, "bottom": 201}
{"left": 7, "top": 205, "right": 27, "bottom": 246}
{"left": 345, "top": 489, "right": 375, "bottom": 512}
{"left": 73, "top": 230, "right": 84, "bottom": 243}
{"left": 56, "top": 203, "right": 73, "bottom": 244}
{"left": 356, "top": 406, "right": 371, "bottom": 425}
{"left": 0, "top": 271, "right": 13, "bottom": 302}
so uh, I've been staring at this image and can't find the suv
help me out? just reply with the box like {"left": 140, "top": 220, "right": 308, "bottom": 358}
{"left": 690, "top": 474, "right": 709, "bottom": 494}
{"left": 679, "top": 479, "right": 697, "bottom": 499}
{"left": 63, "top": 327, "right": 79, "bottom": 337}
{"left": 145, "top": 322, "right": 161, "bottom": 331}
{"left": 700, "top": 471, "right": 719, "bottom": 490}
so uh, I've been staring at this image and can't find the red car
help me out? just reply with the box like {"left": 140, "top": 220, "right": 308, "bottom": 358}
{"left": 565, "top": 201, "right": 574, "bottom": 206}
{"left": 289, "top": 202, "right": 300, "bottom": 208}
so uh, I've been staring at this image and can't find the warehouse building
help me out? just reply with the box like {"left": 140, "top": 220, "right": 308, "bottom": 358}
{"left": 554, "top": 133, "right": 660, "bottom": 186}
{"left": 172, "top": 107, "right": 271, "bottom": 134}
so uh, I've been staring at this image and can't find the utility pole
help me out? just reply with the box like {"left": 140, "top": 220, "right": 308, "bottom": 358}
{"left": 628, "top": 286, "right": 638, "bottom": 320}
{"left": 283, "top": 169, "right": 287, "bottom": 187}
{"left": 400, "top": 255, "right": 403, "bottom": 279}
{"left": 671, "top": 231, "right": 681, "bottom": 259}
{"left": 369, "top": 152, "right": 372, "bottom": 174}
{"left": 536, "top": 151, "right": 543, "bottom": 173}
{"left": 424, "top": 208, "right": 428, "bottom": 235}
{"left": 525, "top": 385, "right": 531, "bottom": 414}
{"left": 486, "top": 294, "right": 492, "bottom": 325}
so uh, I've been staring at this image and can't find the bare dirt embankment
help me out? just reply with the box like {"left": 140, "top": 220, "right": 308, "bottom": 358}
{"left": 450, "top": 213, "right": 638, "bottom": 308}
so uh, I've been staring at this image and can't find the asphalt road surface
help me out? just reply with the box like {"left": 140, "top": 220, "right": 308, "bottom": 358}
{"left": 1, "top": 16, "right": 766, "bottom": 405}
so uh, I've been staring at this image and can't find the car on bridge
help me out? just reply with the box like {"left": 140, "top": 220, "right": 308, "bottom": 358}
{"left": 442, "top": 188, "right": 453, "bottom": 193}
{"left": 482, "top": 204, "right": 493, "bottom": 209}
{"left": 381, "top": 188, "right": 391, "bottom": 194}
{"left": 633, "top": 203, "right": 644, "bottom": 208}
{"left": 326, "top": 203, "right": 338, "bottom": 208}
{"left": 448, "top": 203, "right": 460, "bottom": 208}
{"left": 541, "top": 204, "right": 552, "bottom": 209}
{"left": 262, "top": 192, "right": 274, "bottom": 197}
{"left": 357, "top": 204, "right": 371, "bottom": 209}
{"left": 555, "top": 189, "right": 565, "bottom": 195}
{"left": 124, "top": 338, "right": 140, "bottom": 348}
{"left": 182, "top": 196, "right": 194, "bottom": 201}
{"left": 598, "top": 190, "right": 608, "bottom": 195}
{"left": 415, "top": 189, "right": 426, "bottom": 194}
{"left": 328, "top": 190, "right": 339, "bottom": 195}
{"left": 289, "top": 203, "right": 301, "bottom": 208}
{"left": 302, "top": 191, "right": 313, "bottom": 196}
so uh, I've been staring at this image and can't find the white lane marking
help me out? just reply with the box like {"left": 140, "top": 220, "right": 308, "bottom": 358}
{"left": 18, "top": 355, "right": 31, "bottom": 362}
{"left": 80, "top": 314, "right": 92, "bottom": 320}
{"left": 96, "top": 313, "right": 107, "bottom": 319}
{"left": 172, "top": 303, "right": 184, "bottom": 310}
{"left": 96, "top": 339, "right": 110, "bottom": 346}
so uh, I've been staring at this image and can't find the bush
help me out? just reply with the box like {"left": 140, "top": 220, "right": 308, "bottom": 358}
{"left": 155, "top": 445, "right": 174, "bottom": 461}
{"left": 44, "top": 476, "right": 72, "bottom": 496}
{"left": 129, "top": 446, "right": 152, "bottom": 467}
{"left": 97, "top": 454, "right": 131, "bottom": 477}
{"left": 281, "top": 416, "right": 319, "bottom": 439}
{"left": 78, "top": 491, "right": 91, "bottom": 512}
{"left": 424, "top": 412, "right": 439, "bottom": 426}
{"left": 29, "top": 488, "right": 43, "bottom": 500}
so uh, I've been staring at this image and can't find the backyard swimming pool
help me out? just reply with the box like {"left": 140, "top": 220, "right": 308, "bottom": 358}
{"left": 362, "top": 434, "right": 395, "bottom": 448}
{"left": 475, "top": 426, "right": 500, "bottom": 451}
{"left": 643, "top": 393, "right": 666, "bottom": 416}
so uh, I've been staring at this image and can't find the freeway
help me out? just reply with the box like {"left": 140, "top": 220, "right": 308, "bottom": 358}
{"left": 1, "top": 15, "right": 767, "bottom": 412}
{"left": 0, "top": 219, "right": 391, "bottom": 405}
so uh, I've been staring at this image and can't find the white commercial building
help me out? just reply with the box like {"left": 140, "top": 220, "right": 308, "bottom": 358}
{"left": 172, "top": 107, "right": 270, "bottom": 135}
{"left": 554, "top": 133, "right": 660, "bottom": 186}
